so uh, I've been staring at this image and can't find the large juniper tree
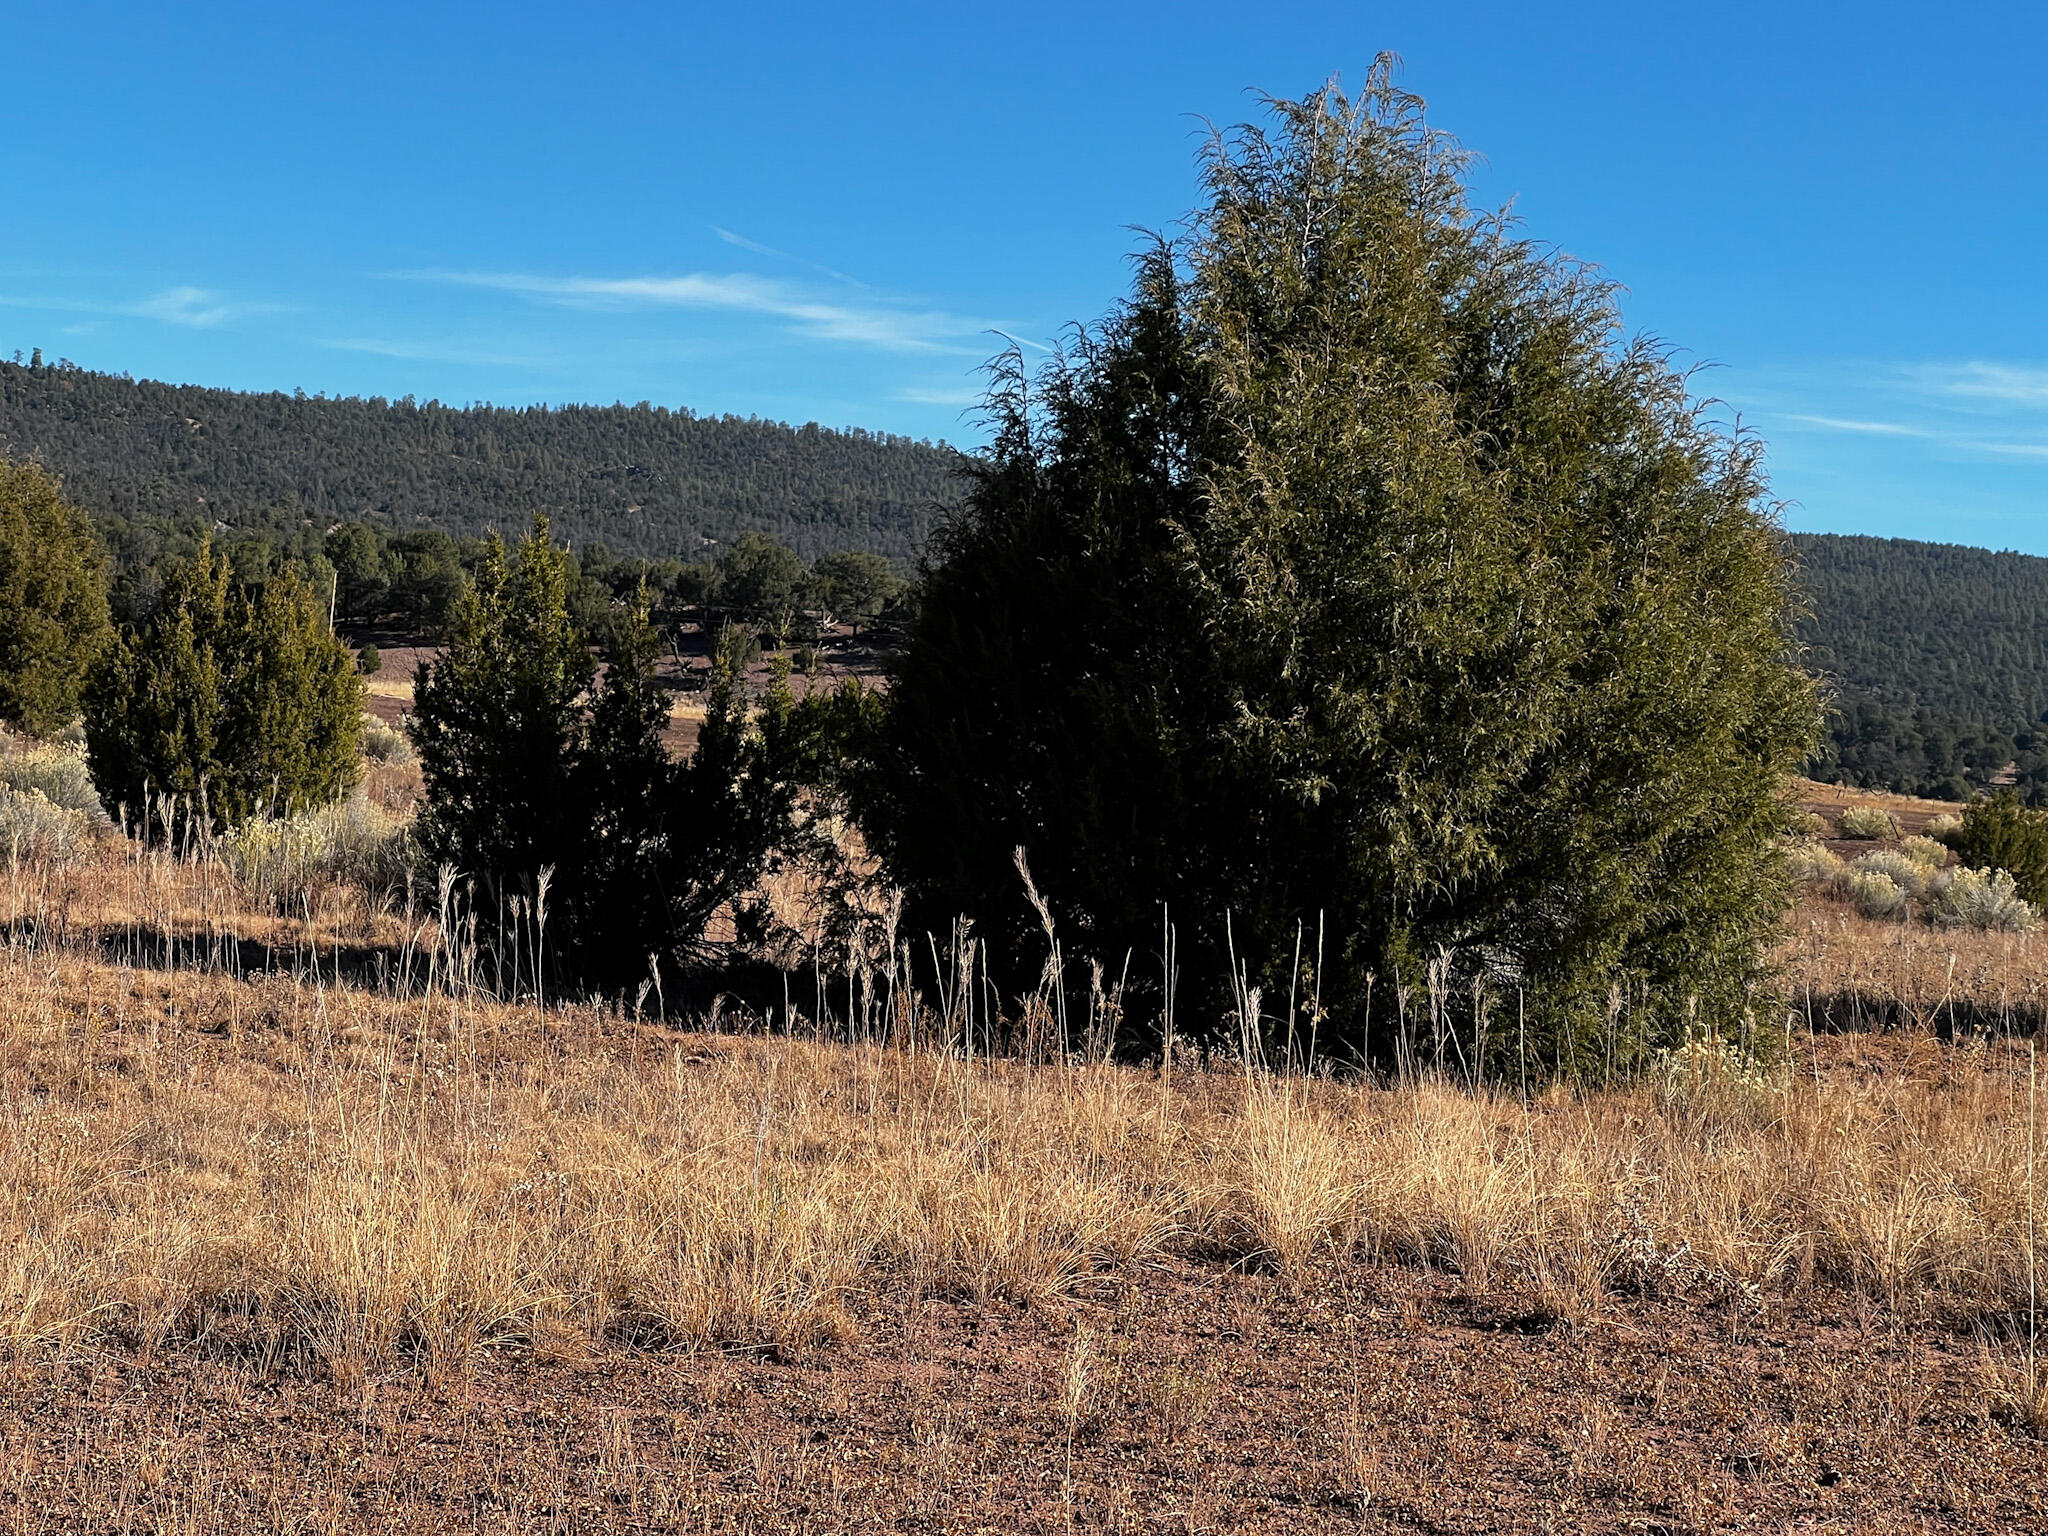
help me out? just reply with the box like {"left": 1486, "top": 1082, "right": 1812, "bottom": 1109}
{"left": 863, "top": 64, "right": 1819, "bottom": 1075}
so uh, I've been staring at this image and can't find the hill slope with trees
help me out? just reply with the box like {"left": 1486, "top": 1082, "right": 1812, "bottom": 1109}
{"left": 1791, "top": 532, "right": 2048, "bottom": 801}
{"left": 0, "top": 353, "right": 962, "bottom": 564}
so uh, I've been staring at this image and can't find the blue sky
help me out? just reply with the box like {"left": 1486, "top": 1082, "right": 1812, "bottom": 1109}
{"left": 3, "top": 1, "right": 2044, "bottom": 550}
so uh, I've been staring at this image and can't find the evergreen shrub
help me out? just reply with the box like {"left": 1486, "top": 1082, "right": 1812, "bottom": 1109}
{"left": 1947, "top": 792, "right": 2048, "bottom": 907}
{"left": 862, "top": 67, "right": 1820, "bottom": 1076}
{"left": 84, "top": 542, "right": 364, "bottom": 830}
{"left": 0, "top": 458, "right": 111, "bottom": 735}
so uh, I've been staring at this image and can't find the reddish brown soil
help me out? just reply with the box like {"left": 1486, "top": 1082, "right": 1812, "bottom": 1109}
{"left": 4, "top": 1262, "right": 2042, "bottom": 1533}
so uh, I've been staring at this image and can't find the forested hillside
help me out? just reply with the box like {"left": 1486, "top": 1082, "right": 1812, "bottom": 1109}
{"left": 1792, "top": 532, "right": 2048, "bottom": 801}
{"left": 0, "top": 354, "right": 961, "bottom": 563}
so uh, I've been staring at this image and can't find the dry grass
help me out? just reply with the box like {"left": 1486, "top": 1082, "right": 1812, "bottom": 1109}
{"left": 3, "top": 873, "right": 2045, "bottom": 1376}
{"left": 1784, "top": 895, "right": 2048, "bottom": 1031}
{"left": 5, "top": 793, "right": 2048, "bottom": 1528}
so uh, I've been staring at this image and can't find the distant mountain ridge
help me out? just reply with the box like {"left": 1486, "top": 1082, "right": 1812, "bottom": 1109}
{"left": 0, "top": 356, "right": 964, "bottom": 564}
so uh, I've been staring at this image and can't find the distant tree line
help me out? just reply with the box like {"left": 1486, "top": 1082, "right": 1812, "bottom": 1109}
{"left": 76, "top": 496, "right": 907, "bottom": 649}
{"left": 9, "top": 340, "right": 2045, "bottom": 808}
{"left": 323, "top": 518, "right": 904, "bottom": 645}
{"left": 1793, "top": 532, "right": 2048, "bottom": 802}
{"left": 0, "top": 352, "right": 963, "bottom": 564}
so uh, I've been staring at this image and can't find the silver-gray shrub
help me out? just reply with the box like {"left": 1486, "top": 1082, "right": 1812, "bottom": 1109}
{"left": 216, "top": 795, "right": 413, "bottom": 909}
{"left": 0, "top": 743, "right": 107, "bottom": 821}
{"left": 1898, "top": 834, "right": 1946, "bottom": 867}
{"left": 360, "top": 715, "right": 415, "bottom": 766}
{"left": 0, "top": 785, "right": 91, "bottom": 867}
{"left": 1851, "top": 848, "right": 1936, "bottom": 901}
{"left": 1843, "top": 868, "right": 1908, "bottom": 920}
{"left": 1928, "top": 866, "right": 2039, "bottom": 934}
{"left": 1837, "top": 804, "right": 1899, "bottom": 840}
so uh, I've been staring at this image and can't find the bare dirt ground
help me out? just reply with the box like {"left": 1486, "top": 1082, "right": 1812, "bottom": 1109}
{"left": 1, "top": 953, "right": 2043, "bottom": 1534}
{"left": 5, "top": 1241, "right": 2042, "bottom": 1532}
{"left": 1794, "top": 776, "right": 1959, "bottom": 852}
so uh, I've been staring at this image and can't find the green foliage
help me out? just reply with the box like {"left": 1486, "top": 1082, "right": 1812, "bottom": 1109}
{"left": 356, "top": 643, "right": 382, "bottom": 675}
{"left": 412, "top": 521, "right": 592, "bottom": 896}
{"left": 1797, "top": 533, "right": 2048, "bottom": 801}
{"left": 411, "top": 518, "right": 819, "bottom": 995}
{"left": 1947, "top": 791, "right": 2048, "bottom": 907}
{"left": 810, "top": 550, "right": 902, "bottom": 632}
{"left": 864, "top": 69, "right": 1819, "bottom": 1075}
{"left": 712, "top": 532, "right": 809, "bottom": 644}
{"left": 83, "top": 542, "right": 364, "bottom": 828}
{"left": 0, "top": 458, "right": 112, "bottom": 735}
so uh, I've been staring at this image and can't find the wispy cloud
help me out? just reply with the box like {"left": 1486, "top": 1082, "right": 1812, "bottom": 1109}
{"left": 1788, "top": 414, "right": 1930, "bottom": 437}
{"left": 1755, "top": 360, "right": 2048, "bottom": 466}
{"left": 896, "top": 383, "right": 984, "bottom": 408}
{"left": 131, "top": 286, "right": 247, "bottom": 327}
{"left": 322, "top": 336, "right": 549, "bottom": 369}
{"left": 1907, "top": 362, "right": 2048, "bottom": 408}
{"left": 408, "top": 269, "right": 1028, "bottom": 355}
{"left": 0, "top": 284, "right": 281, "bottom": 328}
{"left": 712, "top": 227, "right": 870, "bottom": 289}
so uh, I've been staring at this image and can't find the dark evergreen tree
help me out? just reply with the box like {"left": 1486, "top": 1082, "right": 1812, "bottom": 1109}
{"left": 864, "top": 68, "right": 1820, "bottom": 1075}
{"left": 712, "top": 532, "right": 809, "bottom": 644}
{"left": 810, "top": 550, "right": 902, "bottom": 634}
{"left": 411, "top": 521, "right": 593, "bottom": 911}
{"left": 85, "top": 542, "right": 363, "bottom": 827}
{"left": 410, "top": 519, "right": 818, "bottom": 996}
{"left": 0, "top": 457, "right": 112, "bottom": 735}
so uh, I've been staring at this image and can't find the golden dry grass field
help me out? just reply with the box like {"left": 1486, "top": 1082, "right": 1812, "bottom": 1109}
{"left": 2, "top": 783, "right": 2047, "bottom": 1532}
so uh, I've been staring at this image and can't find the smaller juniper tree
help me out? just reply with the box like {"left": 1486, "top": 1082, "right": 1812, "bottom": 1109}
{"left": 411, "top": 517, "right": 820, "bottom": 996}
{"left": 85, "top": 541, "right": 364, "bottom": 828}
{"left": 0, "top": 458, "right": 112, "bottom": 736}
